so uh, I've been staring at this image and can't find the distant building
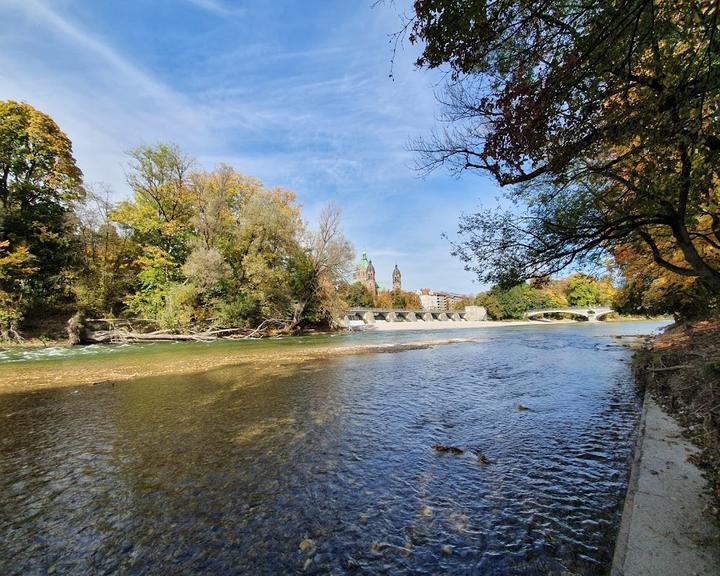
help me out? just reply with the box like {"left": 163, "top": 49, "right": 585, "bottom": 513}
{"left": 392, "top": 264, "right": 401, "bottom": 291}
{"left": 353, "top": 252, "right": 377, "bottom": 297}
{"left": 416, "top": 288, "right": 464, "bottom": 311}
{"left": 353, "top": 254, "right": 404, "bottom": 299}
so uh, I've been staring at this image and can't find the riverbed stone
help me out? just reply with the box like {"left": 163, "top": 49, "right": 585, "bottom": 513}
{"left": 299, "top": 538, "right": 315, "bottom": 553}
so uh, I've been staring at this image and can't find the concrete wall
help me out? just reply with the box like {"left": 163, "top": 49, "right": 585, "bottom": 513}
{"left": 464, "top": 306, "right": 487, "bottom": 321}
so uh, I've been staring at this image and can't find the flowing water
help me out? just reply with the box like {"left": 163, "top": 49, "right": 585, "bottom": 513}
{"left": 0, "top": 321, "right": 668, "bottom": 575}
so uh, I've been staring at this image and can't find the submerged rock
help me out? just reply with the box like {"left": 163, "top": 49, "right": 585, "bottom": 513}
{"left": 432, "top": 444, "right": 463, "bottom": 455}
{"left": 299, "top": 538, "right": 315, "bottom": 553}
{"left": 471, "top": 448, "right": 492, "bottom": 465}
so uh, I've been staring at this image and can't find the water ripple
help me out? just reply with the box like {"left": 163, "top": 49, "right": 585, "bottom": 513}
{"left": 0, "top": 323, "right": 657, "bottom": 575}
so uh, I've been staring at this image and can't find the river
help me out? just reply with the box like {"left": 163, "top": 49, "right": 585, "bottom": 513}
{"left": 0, "top": 320, "right": 668, "bottom": 575}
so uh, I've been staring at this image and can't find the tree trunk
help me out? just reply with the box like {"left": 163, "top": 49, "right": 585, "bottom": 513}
{"left": 672, "top": 221, "right": 720, "bottom": 292}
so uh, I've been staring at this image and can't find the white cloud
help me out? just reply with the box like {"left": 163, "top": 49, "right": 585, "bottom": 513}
{"left": 1, "top": 0, "right": 213, "bottom": 195}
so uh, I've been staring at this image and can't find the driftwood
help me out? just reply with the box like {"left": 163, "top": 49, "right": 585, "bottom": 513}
{"left": 77, "top": 318, "right": 287, "bottom": 345}
{"left": 647, "top": 364, "right": 693, "bottom": 373}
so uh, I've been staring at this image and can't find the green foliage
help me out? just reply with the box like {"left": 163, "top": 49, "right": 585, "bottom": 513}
{"left": 0, "top": 101, "right": 84, "bottom": 335}
{"left": 0, "top": 106, "right": 355, "bottom": 336}
{"left": 113, "top": 143, "right": 194, "bottom": 267}
{"left": 409, "top": 1, "right": 720, "bottom": 297}
{"left": 213, "top": 289, "right": 264, "bottom": 328}
{"left": 566, "top": 274, "right": 602, "bottom": 307}
{"left": 108, "top": 146, "right": 353, "bottom": 331}
{"left": 158, "top": 283, "right": 199, "bottom": 330}
{"left": 342, "top": 282, "right": 374, "bottom": 308}
{"left": 533, "top": 289, "right": 567, "bottom": 309}
{"left": 475, "top": 292, "right": 501, "bottom": 320}
{"left": 73, "top": 188, "right": 138, "bottom": 315}
{"left": 0, "top": 241, "right": 36, "bottom": 338}
{"left": 492, "top": 283, "right": 536, "bottom": 320}
{"left": 475, "top": 273, "right": 614, "bottom": 320}
{"left": 124, "top": 246, "right": 177, "bottom": 318}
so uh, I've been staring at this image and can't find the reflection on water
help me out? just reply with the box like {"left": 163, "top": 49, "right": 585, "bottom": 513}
{"left": 0, "top": 322, "right": 666, "bottom": 575}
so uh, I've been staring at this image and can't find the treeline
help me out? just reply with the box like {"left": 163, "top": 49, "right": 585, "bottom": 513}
{"left": 463, "top": 263, "right": 706, "bottom": 321}
{"left": 449, "top": 274, "right": 614, "bottom": 320}
{"left": 0, "top": 101, "right": 353, "bottom": 340}
{"left": 340, "top": 282, "right": 421, "bottom": 310}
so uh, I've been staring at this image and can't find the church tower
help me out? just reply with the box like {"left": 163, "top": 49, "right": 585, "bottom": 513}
{"left": 366, "top": 259, "right": 377, "bottom": 297}
{"left": 392, "top": 264, "right": 401, "bottom": 292}
{"left": 354, "top": 252, "right": 378, "bottom": 297}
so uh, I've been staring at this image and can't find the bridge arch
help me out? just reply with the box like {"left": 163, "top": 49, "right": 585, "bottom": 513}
{"left": 525, "top": 307, "right": 614, "bottom": 322}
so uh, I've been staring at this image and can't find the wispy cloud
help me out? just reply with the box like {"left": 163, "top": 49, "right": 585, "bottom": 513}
{"left": 12, "top": 0, "right": 179, "bottom": 105}
{"left": 185, "top": 0, "right": 244, "bottom": 17}
{"left": 0, "top": 0, "right": 497, "bottom": 292}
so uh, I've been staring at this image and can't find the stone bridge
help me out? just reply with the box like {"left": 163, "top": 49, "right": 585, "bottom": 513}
{"left": 342, "top": 306, "right": 487, "bottom": 325}
{"left": 525, "top": 306, "right": 614, "bottom": 322}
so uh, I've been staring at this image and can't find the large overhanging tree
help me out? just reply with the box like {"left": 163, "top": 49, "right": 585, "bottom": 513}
{"left": 406, "top": 0, "right": 720, "bottom": 291}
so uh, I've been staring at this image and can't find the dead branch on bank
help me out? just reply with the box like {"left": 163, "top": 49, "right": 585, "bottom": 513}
{"left": 74, "top": 317, "right": 289, "bottom": 345}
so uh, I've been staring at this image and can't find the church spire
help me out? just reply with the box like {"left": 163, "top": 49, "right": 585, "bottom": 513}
{"left": 392, "top": 264, "right": 401, "bottom": 291}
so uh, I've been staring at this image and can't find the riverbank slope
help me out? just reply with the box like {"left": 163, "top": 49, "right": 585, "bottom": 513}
{"left": 635, "top": 317, "right": 720, "bottom": 502}
{"left": 613, "top": 317, "right": 720, "bottom": 575}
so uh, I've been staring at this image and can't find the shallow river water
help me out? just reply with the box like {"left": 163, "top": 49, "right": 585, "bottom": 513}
{"left": 0, "top": 321, "right": 668, "bottom": 575}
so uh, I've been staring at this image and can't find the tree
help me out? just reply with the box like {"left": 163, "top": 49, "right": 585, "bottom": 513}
{"left": 613, "top": 240, "right": 718, "bottom": 318}
{"left": 374, "top": 290, "right": 394, "bottom": 309}
{"left": 291, "top": 201, "right": 355, "bottom": 327}
{"left": 341, "top": 282, "right": 375, "bottom": 308}
{"left": 73, "top": 186, "right": 138, "bottom": 315}
{"left": 113, "top": 144, "right": 198, "bottom": 321}
{"left": 566, "top": 274, "right": 603, "bottom": 307}
{"left": 391, "top": 289, "right": 422, "bottom": 309}
{"left": 0, "top": 100, "right": 84, "bottom": 335}
{"left": 113, "top": 143, "right": 194, "bottom": 276}
{"left": 226, "top": 185, "right": 306, "bottom": 326}
{"left": 494, "top": 283, "right": 537, "bottom": 319}
{"left": 0, "top": 241, "right": 36, "bottom": 339}
{"left": 407, "top": 1, "right": 720, "bottom": 293}
{"left": 474, "top": 292, "right": 501, "bottom": 320}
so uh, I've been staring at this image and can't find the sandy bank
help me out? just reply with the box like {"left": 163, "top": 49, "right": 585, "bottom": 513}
{"left": 0, "top": 337, "right": 479, "bottom": 394}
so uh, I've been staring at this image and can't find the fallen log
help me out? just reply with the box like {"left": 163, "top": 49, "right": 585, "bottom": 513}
{"left": 79, "top": 318, "right": 288, "bottom": 344}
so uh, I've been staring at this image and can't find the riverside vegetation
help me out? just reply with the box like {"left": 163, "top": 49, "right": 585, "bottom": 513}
{"left": 0, "top": 101, "right": 357, "bottom": 342}
{"left": 1, "top": 99, "right": 667, "bottom": 345}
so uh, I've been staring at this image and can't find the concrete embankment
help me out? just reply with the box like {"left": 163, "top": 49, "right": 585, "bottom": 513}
{"left": 612, "top": 390, "right": 720, "bottom": 575}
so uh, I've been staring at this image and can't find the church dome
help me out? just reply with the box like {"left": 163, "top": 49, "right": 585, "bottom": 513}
{"left": 357, "top": 252, "right": 370, "bottom": 270}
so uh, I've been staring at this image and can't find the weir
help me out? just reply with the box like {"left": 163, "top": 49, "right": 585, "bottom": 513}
{"left": 342, "top": 305, "right": 615, "bottom": 325}
{"left": 342, "top": 306, "right": 487, "bottom": 325}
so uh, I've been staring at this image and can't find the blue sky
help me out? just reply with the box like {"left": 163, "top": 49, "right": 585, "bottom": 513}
{"left": 2, "top": 0, "right": 502, "bottom": 293}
